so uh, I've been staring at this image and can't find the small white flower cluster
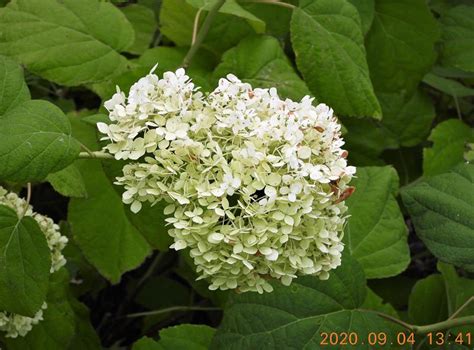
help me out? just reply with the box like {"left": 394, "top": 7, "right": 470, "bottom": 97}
{"left": 99, "top": 68, "right": 355, "bottom": 293}
{"left": 0, "top": 303, "right": 46, "bottom": 338}
{"left": 0, "top": 186, "right": 68, "bottom": 337}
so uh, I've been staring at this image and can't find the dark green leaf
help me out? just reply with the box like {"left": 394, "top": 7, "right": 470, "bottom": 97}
{"left": 133, "top": 325, "right": 215, "bottom": 350}
{"left": 366, "top": 0, "right": 439, "bottom": 94}
{"left": 378, "top": 89, "right": 435, "bottom": 147}
{"left": 402, "top": 164, "right": 474, "bottom": 270}
{"left": 440, "top": 5, "right": 474, "bottom": 72}
{"left": 345, "top": 166, "right": 410, "bottom": 278}
{"left": 291, "top": 0, "right": 381, "bottom": 118}
{"left": 347, "top": 0, "right": 374, "bottom": 34}
{"left": 423, "top": 119, "right": 474, "bottom": 177}
{"left": 122, "top": 4, "right": 157, "bottom": 55}
{"left": 408, "top": 274, "right": 448, "bottom": 325}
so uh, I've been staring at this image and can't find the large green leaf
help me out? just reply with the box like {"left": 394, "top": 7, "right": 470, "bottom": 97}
{"left": 0, "top": 0, "right": 134, "bottom": 86}
{"left": 4, "top": 269, "right": 101, "bottom": 350}
{"left": 68, "top": 116, "right": 151, "bottom": 283}
{"left": 160, "top": 0, "right": 254, "bottom": 55}
{"left": 423, "top": 119, "right": 474, "bottom": 177}
{"left": 213, "top": 35, "right": 311, "bottom": 101}
{"left": 408, "top": 274, "right": 448, "bottom": 325}
{"left": 0, "top": 100, "right": 81, "bottom": 182}
{"left": 291, "top": 0, "right": 381, "bottom": 118}
{"left": 121, "top": 4, "right": 157, "bottom": 55}
{"left": 0, "top": 205, "right": 50, "bottom": 316}
{"left": 212, "top": 255, "right": 392, "bottom": 349}
{"left": 133, "top": 325, "right": 216, "bottom": 350}
{"left": 345, "top": 166, "right": 410, "bottom": 278}
{"left": 377, "top": 89, "right": 435, "bottom": 148}
{"left": 365, "top": 0, "right": 439, "bottom": 94}
{"left": 440, "top": 5, "right": 474, "bottom": 73}
{"left": 402, "top": 164, "right": 474, "bottom": 270}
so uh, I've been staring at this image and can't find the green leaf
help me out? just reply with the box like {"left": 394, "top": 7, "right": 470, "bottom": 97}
{"left": 0, "top": 100, "right": 81, "bottom": 182}
{"left": 340, "top": 117, "right": 387, "bottom": 165}
{"left": 126, "top": 202, "right": 172, "bottom": 251}
{"left": 46, "top": 164, "right": 87, "bottom": 198}
{"left": 440, "top": 5, "right": 474, "bottom": 73}
{"left": 347, "top": 0, "right": 374, "bottom": 34}
{"left": 438, "top": 262, "right": 474, "bottom": 317}
{"left": 68, "top": 116, "right": 151, "bottom": 283}
{"left": 365, "top": 0, "right": 439, "bottom": 94}
{"left": 0, "top": 54, "right": 29, "bottom": 115}
{"left": 423, "top": 119, "right": 474, "bottom": 177}
{"left": 212, "top": 255, "right": 393, "bottom": 349}
{"left": 0, "top": 205, "right": 50, "bottom": 316}
{"left": 160, "top": 0, "right": 253, "bottom": 55}
{"left": 402, "top": 164, "right": 474, "bottom": 270}
{"left": 186, "top": 0, "right": 265, "bottom": 33}
{"left": 133, "top": 324, "right": 216, "bottom": 350}
{"left": 408, "top": 274, "right": 448, "bottom": 325}
{"left": 345, "top": 166, "right": 410, "bottom": 278}
{"left": 378, "top": 89, "right": 435, "bottom": 148}
{"left": 4, "top": 269, "right": 101, "bottom": 350}
{"left": 0, "top": 0, "right": 134, "bottom": 86}
{"left": 239, "top": 2, "right": 293, "bottom": 37}
{"left": 291, "top": 0, "right": 381, "bottom": 118}
{"left": 362, "top": 287, "right": 399, "bottom": 318}
{"left": 423, "top": 72, "right": 474, "bottom": 97}
{"left": 213, "top": 35, "right": 311, "bottom": 101}
{"left": 122, "top": 4, "right": 157, "bottom": 55}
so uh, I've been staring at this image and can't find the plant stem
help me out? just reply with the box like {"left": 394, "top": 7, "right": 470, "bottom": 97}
{"left": 245, "top": 0, "right": 296, "bottom": 9}
{"left": 192, "top": 8, "right": 203, "bottom": 45}
{"left": 414, "top": 316, "right": 474, "bottom": 333}
{"left": 21, "top": 183, "right": 32, "bottom": 218}
{"left": 126, "top": 306, "right": 221, "bottom": 318}
{"left": 362, "top": 309, "right": 474, "bottom": 334}
{"left": 449, "top": 296, "right": 474, "bottom": 320}
{"left": 78, "top": 151, "right": 114, "bottom": 160}
{"left": 182, "top": 0, "right": 226, "bottom": 68}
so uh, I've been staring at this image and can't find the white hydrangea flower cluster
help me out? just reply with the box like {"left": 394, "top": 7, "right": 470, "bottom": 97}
{"left": 0, "top": 186, "right": 68, "bottom": 337}
{"left": 98, "top": 68, "right": 356, "bottom": 293}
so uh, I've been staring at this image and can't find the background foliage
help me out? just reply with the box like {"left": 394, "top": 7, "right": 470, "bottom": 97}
{"left": 0, "top": 0, "right": 473, "bottom": 349}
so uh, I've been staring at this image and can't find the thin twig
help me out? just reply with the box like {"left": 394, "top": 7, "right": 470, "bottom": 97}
{"left": 361, "top": 309, "right": 474, "bottom": 334}
{"left": 359, "top": 309, "right": 413, "bottom": 331}
{"left": 126, "top": 306, "right": 221, "bottom": 318}
{"left": 244, "top": 0, "right": 296, "bottom": 9}
{"left": 182, "top": 0, "right": 226, "bottom": 68}
{"left": 192, "top": 8, "right": 203, "bottom": 45}
{"left": 78, "top": 151, "right": 114, "bottom": 160}
{"left": 449, "top": 296, "right": 474, "bottom": 320}
{"left": 21, "top": 183, "right": 32, "bottom": 218}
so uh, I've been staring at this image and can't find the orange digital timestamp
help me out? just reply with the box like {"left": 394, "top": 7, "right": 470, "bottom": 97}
{"left": 319, "top": 331, "right": 473, "bottom": 347}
